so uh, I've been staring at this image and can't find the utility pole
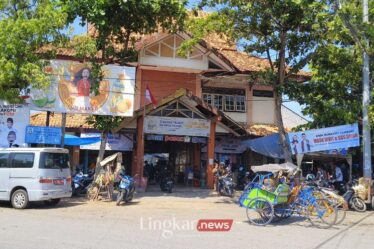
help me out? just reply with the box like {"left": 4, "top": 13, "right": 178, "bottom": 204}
{"left": 362, "top": 0, "right": 371, "bottom": 179}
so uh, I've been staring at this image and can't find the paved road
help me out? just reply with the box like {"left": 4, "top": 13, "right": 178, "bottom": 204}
{"left": 0, "top": 190, "right": 373, "bottom": 249}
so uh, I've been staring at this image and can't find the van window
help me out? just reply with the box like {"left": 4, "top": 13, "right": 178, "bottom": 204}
{"left": 0, "top": 153, "right": 9, "bottom": 168}
{"left": 10, "top": 153, "right": 34, "bottom": 168}
{"left": 39, "top": 153, "right": 69, "bottom": 169}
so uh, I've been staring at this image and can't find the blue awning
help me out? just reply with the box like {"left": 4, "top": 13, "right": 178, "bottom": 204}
{"left": 241, "top": 133, "right": 285, "bottom": 159}
{"left": 64, "top": 134, "right": 100, "bottom": 146}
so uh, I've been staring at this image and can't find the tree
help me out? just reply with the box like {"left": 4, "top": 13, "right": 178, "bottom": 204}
{"left": 186, "top": 1, "right": 332, "bottom": 162}
{"left": 285, "top": 0, "right": 374, "bottom": 129}
{"left": 0, "top": 0, "right": 68, "bottom": 102}
{"left": 65, "top": 0, "right": 187, "bottom": 174}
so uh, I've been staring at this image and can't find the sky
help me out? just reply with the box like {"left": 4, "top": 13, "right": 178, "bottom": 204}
{"left": 70, "top": 3, "right": 309, "bottom": 121}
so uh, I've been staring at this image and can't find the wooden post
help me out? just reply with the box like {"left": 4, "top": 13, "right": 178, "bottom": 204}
{"left": 135, "top": 114, "right": 145, "bottom": 177}
{"left": 60, "top": 113, "right": 66, "bottom": 148}
{"left": 206, "top": 117, "right": 218, "bottom": 189}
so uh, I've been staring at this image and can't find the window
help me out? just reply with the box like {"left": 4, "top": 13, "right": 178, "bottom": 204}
{"left": 214, "top": 95, "right": 223, "bottom": 110}
{"left": 40, "top": 153, "right": 70, "bottom": 169}
{"left": 236, "top": 95, "right": 246, "bottom": 112}
{"left": 0, "top": 153, "right": 9, "bottom": 168}
{"left": 10, "top": 153, "right": 34, "bottom": 168}
{"left": 253, "top": 90, "right": 274, "bottom": 98}
{"left": 225, "top": 95, "right": 235, "bottom": 111}
{"left": 203, "top": 93, "right": 246, "bottom": 112}
{"left": 203, "top": 94, "right": 212, "bottom": 105}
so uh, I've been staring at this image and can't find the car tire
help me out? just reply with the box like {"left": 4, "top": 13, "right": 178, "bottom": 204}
{"left": 11, "top": 189, "right": 29, "bottom": 209}
{"left": 44, "top": 198, "right": 61, "bottom": 206}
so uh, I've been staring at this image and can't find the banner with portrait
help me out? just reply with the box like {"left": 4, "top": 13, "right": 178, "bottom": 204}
{"left": 0, "top": 104, "right": 29, "bottom": 148}
{"left": 288, "top": 123, "right": 360, "bottom": 155}
{"left": 26, "top": 60, "right": 135, "bottom": 116}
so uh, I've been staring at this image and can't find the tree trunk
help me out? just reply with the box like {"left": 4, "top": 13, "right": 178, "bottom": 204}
{"left": 276, "top": 30, "right": 293, "bottom": 163}
{"left": 94, "top": 132, "right": 108, "bottom": 178}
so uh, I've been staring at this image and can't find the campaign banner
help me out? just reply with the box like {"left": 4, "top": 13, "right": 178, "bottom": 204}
{"left": 0, "top": 104, "right": 29, "bottom": 148}
{"left": 144, "top": 116, "right": 210, "bottom": 137}
{"left": 80, "top": 133, "right": 133, "bottom": 151}
{"left": 25, "top": 125, "right": 62, "bottom": 145}
{"left": 27, "top": 60, "right": 135, "bottom": 116}
{"left": 288, "top": 123, "right": 360, "bottom": 155}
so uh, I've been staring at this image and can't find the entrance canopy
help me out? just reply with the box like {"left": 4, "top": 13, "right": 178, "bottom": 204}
{"left": 64, "top": 134, "right": 100, "bottom": 146}
{"left": 242, "top": 133, "right": 284, "bottom": 159}
{"left": 114, "top": 88, "right": 247, "bottom": 136}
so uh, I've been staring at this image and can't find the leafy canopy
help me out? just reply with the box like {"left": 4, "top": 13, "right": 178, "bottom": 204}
{"left": 0, "top": 0, "right": 68, "bottom": 102}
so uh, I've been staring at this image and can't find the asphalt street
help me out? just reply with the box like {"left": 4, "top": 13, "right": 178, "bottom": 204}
{"left": 0, "top": 190, "right": 373, "bottom": 249}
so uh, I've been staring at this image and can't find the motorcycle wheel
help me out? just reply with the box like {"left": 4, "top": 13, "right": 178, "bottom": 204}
{"left": 351, "top": 197, "right": 367, "bottom": 212}
{"left": 116, "top": 191, "right": 124, "bottom": 206}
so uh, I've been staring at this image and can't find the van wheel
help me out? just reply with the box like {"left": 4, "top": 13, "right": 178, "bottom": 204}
{"left": 44, "top": 198, "right": 61, "bottom": 206}
{"left": 11, "top": 189, "right": 29, "bottom": 209}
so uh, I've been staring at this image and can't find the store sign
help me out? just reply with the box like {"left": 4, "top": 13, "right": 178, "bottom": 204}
{"left": 25, "top": 126, "right": 62, "bottom": 145}
{"left": 202, "top": 136, "right": 246, "bottom": 154}
{"left": 144, "top": 116, "right": 210, "bottom": 137}
{"left": 146, "top": 134, "right": 207, "bottom": 144}
{"left": 26, "top": 60, "right": 135, "bottom": 116}
{"left": 0, "top": 104, "right": 29, "bottom": 148}
{"left": 288, "top": 123, "right": 359, "bottom": 155}
{"left": 80, "top": 133, "right": 133, "bottom": 151}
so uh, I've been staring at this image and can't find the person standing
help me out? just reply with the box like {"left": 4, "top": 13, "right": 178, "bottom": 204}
{"left": 301, "top": 133, "right": 311, "bottom": 153}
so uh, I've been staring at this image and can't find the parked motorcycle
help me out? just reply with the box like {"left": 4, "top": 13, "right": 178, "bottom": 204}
{"left": 313, "top": 179, "right": 367, "bottom": 212}
{"left": 72, "top": 169, "right": 94, "bottom": 196}
{"left": 216, "top": 173, "right": 235, "bottom": 197}
{"left": 343, "top": 182, "right": 367, "bottom": 212}
{"left": 116, "top": 173, "right": 135, "bottom": 206}
{"left": 160, "top": 174, "right": 174, "bottom": 193}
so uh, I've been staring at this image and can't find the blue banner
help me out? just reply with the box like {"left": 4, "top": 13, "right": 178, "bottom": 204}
{"left": 25, "top": 126, "right": 62, "bottom": 145}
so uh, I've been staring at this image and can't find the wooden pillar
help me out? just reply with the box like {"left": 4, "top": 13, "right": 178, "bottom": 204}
{"left": 206, "top": 117, "right": 218, "bottom": 189}
{"left": 71, "top": 146, "right": 80, "bottom": 169}
{"left": 193, "top": 143, "right": 201, "bottom": 172}
{"left": 133, "top": 115, "right": 145, "bottom": 177}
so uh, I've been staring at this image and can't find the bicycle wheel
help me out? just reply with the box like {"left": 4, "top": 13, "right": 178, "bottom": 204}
{"left": 246, "top": 198, "right": 274, "bottom": 226}
{"left": 307, "top": 198, "right": 338, "bottom": 229}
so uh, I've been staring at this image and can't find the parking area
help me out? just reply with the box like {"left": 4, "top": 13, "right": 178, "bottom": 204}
{"left": 0, "top": 190, "right": 373, "bottom": 249}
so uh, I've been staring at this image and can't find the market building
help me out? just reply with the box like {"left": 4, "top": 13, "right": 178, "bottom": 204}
{"left": 30, "top": 30, "right": 308, "bottom": 189}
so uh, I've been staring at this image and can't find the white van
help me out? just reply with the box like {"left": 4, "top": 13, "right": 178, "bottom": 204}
{"left": 0, "top": 147, "right": 72, "bottom": 209}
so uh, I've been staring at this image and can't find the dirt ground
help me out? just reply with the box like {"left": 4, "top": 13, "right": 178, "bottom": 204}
{"left": 0, "top": 188, "right": 373, "bottom": 249}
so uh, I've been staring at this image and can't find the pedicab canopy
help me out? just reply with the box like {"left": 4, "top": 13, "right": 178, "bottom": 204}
{"left": 251, "top": 162, "right": 297, "bottom": 174}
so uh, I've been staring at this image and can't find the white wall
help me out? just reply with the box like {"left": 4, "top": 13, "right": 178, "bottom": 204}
{"left": 223, "top": 112, "right": 247, "bottom": 123}
{"left": 252, "top": 96, "right": 275, "bottom": 124}
{"left": 139, "top": 55, "right": 208, "bottom": 70}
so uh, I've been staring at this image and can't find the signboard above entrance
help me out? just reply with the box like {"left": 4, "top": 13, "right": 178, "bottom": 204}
{"left": 25, "top": 125, "right": 62, "bottom": 145}
{"left": 144, "top": 116, "right": 210, "bottom": 137}
{"left": 26, "top": 60, "right": 135, "bottom": 116}
{"left": 146, "top": 134, "right": 207, "bottom": 144}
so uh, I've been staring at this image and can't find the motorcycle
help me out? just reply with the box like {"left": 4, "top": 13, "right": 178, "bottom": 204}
{"left": 313, "top": 179, "right": 367, "bottom": 212}
{"left": 343, "top": 182, "right": 367, "bottom": 212}
{"left": 160, "top": 174, "right": 174, "bottom": 193}
{"left": 116, "top": 173, "right": 135, "bottom": 206}
{"left": 216, "top": 173, "right": 235, "bottom": 197}
{"left": 72, "top": 169, "right": 94, "bottom": 196}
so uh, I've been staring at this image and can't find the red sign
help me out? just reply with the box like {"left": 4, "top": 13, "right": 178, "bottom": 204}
{"left": 196, "top": 219, "right": 233, "bottom": 232}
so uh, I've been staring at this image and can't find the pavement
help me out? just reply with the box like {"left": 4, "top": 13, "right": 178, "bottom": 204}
{"left": 0, "top": 188, "right": 373, "bottom": 249}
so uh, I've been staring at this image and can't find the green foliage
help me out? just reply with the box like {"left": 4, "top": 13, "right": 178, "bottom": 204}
{"left": 64, "top": 0, "right": 187, "bottom": 64}
{"left": 0, "top": 0, "right": 68, "bottom": 103}
{"left": 87, "top": 115, "right": 124, "bottom": 133}
{"left": 285, "top": 0, "right": 374, "bottom": 129}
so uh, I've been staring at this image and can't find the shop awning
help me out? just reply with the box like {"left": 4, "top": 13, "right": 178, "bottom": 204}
{"left": 64, "top": 134, "right": 100, "bottom": 146}
{"left": 242, "top": 133, "right": 285, "bottom": 159}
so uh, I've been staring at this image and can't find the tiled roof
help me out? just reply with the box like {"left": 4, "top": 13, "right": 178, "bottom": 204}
{"left": 218, "top": 49, "right": 271, "bottom": 72}
{"left": 247, "top": 124, "right": 291, "bottom": 137}
{"left": 30, "top": 112, "right": 93, "bottom": 129}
